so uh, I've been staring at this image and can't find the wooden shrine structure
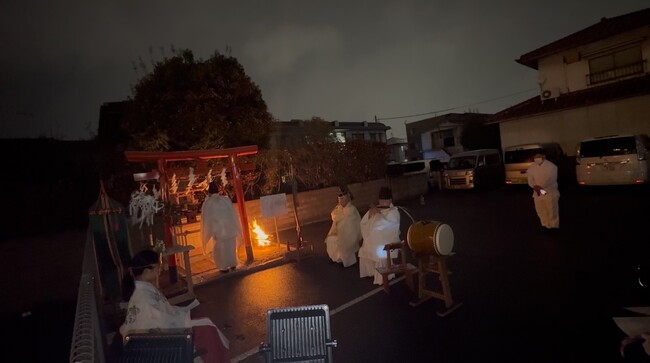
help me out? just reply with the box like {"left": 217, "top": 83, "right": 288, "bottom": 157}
{"left": 124, "top": 145, "right": 259, "bottom": 282}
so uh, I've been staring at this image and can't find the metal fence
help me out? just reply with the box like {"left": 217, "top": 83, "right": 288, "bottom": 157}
{"left": 69, "top": 229, "right": 106, "bottom": 363}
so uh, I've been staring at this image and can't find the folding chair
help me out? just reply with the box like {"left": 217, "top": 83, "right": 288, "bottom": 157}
{"left": 119, "top": 328, "right": 194, "bottom": 363}
{"left": 259, "top": 304, "right": 338, "bottom": 362}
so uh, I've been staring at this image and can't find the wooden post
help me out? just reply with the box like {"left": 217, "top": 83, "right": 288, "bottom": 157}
{"left": 231, "top": 154, "right": 254, "bottom": 263}
{"left": 158, "top": 159, "right": 178, "bottom": 283}
{"left": 273, "top": 216, "right": 280, "bottom": 246}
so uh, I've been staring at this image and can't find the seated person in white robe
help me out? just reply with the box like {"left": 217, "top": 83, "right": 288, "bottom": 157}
{"left": 120, "top": 249, "right": 230, "bottom": 363}
{"left": 325, "top": 191, "right": 362, "bottom": 267}
{"left": 358, "top": 187, "right": 400, "bottom": 285}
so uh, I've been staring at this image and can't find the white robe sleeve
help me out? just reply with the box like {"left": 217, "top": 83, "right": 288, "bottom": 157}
{"left": 200, "top": 196, "right": 215, "bottom": 254}
{"left": 327, "top": 205, "right": 341, "bottom": 237}
{"left": 359, "top": 206, "right": 400, "bottom": 260}
{"left": 337, "top": 204, "right": 361, "bottom": 248}
{"left": 123, "top": 281, "right": 191, "bottom": 334}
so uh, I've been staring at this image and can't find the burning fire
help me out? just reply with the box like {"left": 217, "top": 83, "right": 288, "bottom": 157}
{"left": 251, "top": 219, "right": 271, "bottom": 246}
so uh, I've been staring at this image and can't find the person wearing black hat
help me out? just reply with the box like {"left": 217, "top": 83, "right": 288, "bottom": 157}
{"left": 358, "top": 186, "right": 400, "bottom": 285}
{"left": 200, "top": 180, "right": 242, "bottom": 273}
{"left": 325, "top": 191, "right": 362, "bottom": 267}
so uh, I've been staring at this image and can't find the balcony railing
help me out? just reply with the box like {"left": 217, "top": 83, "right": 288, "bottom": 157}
{"left": 587, "top": 60, "right": 646, "bottom": 85}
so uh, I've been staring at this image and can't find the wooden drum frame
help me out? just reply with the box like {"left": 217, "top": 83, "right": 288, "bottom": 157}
{"left": 406, "top": 220, "right": 462, "bottom": 316}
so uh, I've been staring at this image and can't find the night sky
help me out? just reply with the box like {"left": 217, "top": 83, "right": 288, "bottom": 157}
{"left": 0, "top": 0, "right": 647, "bottom": 140}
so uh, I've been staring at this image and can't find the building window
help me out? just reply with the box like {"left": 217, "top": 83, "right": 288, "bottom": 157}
{"left": 588, "top": 46, "right": 643, "bottom": 84}
{"left": 436, "top": 129, "right": 455, "bottom": 148}
{"left": 369, "top": 133, "right": 384, "bottom": 142}
{"left": 351, "top": 133, "right": 365, "bottom": 140}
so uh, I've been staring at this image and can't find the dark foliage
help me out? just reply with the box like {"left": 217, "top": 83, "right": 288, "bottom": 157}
{"left": 122, "top": 49, "right": 274, "bottom": 151}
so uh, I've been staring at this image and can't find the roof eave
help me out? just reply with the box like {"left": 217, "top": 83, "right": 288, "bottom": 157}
{"left": 515, "top": 57, "right": 538, "bottom": 70}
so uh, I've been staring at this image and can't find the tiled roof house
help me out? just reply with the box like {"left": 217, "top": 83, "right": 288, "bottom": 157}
{"left": 405, "top": 112, "right": 495, "bottom": 160}
{"left": 487, "top": 7, "right": 650, "bottom": 156}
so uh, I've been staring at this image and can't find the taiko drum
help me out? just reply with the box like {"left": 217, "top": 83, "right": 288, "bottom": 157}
{"left": 406, "top": 220, "right": 454, "bottom": 256}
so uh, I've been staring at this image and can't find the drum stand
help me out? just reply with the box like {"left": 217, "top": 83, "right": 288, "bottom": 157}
{"left": 409, "top": 253, "right": 463, "bottom": 317}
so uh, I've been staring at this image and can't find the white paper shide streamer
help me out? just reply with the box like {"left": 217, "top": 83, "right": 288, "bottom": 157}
{"left": 128, "top": 182, "right": 165, "bottom": 228}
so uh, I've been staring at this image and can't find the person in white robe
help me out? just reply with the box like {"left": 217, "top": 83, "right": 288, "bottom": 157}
{"left": 358, "top": 187, "right": 401, "bottom": 285}
{"left": 201, "top": 181, "right": 242, "bottom": 272}
{"left": 120, "top": 249, "right": 230, "bottom": 363}
{"left": 527, "top": 151, "right": 560, "bottom": 230}
{"left": 325, "top": 192, "right": 362, "bottom": 267}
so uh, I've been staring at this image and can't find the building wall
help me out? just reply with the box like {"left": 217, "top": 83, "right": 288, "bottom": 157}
{"left": 240, "top": 175, "right": 426, "bottom": 234}
{"left": 537, "top": 27, "right": 650, "bottom": 96}
{"left": 405, "top": 113, "right": 491, "bottom": 159}
{"left": 420, "top": 123, "right": 464, "bottom": 155}
{"left": 387, "top": 142, "right": 407, "bottom": 163}
{"left": 499, "top": 94, "right": 650, "bottom": 156}
{"left": 502, "top": 18, "right": 650, "bottom": 160}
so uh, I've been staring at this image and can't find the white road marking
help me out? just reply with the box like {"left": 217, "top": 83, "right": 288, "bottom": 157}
{"left": 230, "top": 276, "right": 405, "bottom": 362}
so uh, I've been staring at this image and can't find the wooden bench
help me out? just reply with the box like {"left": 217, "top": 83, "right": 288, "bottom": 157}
{"left": 375, "top": 241, "right": 417, "bottom": 294}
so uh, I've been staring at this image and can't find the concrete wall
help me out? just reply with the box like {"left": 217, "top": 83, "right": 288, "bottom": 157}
{"left": 243, "top": 174, "right": 427, "bottom": 235}
{"left": 131, "top": 174, "right": 428, "bottom": 254}
{"left": 500, "top": 94, "right": 650, "bottom": 157}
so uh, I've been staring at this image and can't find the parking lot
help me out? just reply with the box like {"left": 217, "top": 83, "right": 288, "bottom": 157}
{"left": 188, "top": 182, "right": 650, "bottom": 362}
{"left": 4, "top": 180, "right": 649, "bottom": 362}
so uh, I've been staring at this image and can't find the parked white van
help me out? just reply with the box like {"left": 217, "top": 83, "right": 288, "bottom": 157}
{"left": 503, "top": 142, "right": 564, "bottom": 185}
{"left": 442, "top": 148, "right": 504, "bottom": 189}
{"left": 401, "top": 157, "right": 448, "bottom": 190}
{"left": 575, "top": 134, "right": 650, "bottom": 186}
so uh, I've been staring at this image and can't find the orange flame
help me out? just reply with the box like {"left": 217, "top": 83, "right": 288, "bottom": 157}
{"left": 251, "top": 219, "right": 271, "bottom": 246}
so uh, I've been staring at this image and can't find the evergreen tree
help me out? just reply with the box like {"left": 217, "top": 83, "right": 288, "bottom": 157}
{"left": 123, "top": 49, "right": 274, "bottom": 151}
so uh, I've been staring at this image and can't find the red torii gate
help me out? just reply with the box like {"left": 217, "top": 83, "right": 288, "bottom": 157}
{"left": 125, "top": 145, "right": 258, "bottom": 281}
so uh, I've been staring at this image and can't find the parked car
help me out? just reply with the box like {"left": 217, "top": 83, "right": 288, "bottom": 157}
{"left": 503, "top": 142, "right": 564, "bottom": 185}
{"left": 422, "top": 149, "right": 451, "bottom": 164}
{"left": 442, "top": 149, "right": 504, "bottom": 190}
{"left": 576, "top": 134, "right": 650, "bottom": 186}
{"left": 401, "top": 158, "right": 447, "bottom": 190}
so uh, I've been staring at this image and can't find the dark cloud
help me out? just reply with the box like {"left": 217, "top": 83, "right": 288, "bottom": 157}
{"left": 0, "top": 0, "right": 647, "bottom": 140}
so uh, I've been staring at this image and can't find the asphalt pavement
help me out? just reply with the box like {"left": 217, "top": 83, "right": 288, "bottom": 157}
{"left": 5, "top": 183, "right": 650, "bottom": 362}
{"left": 187, "top": 183, "right": 650, "bottom": 363}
